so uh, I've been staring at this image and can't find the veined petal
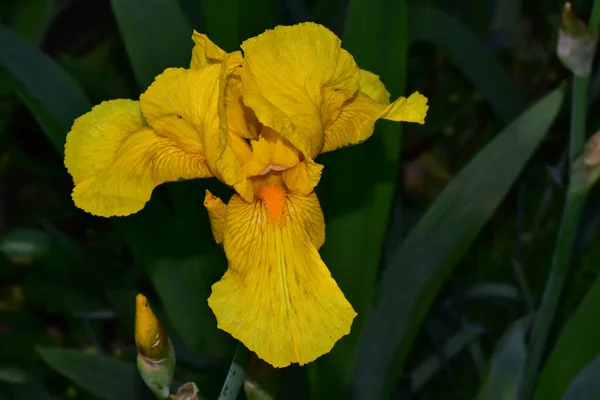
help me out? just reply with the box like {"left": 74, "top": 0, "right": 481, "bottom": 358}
{"left": 322, "top": 92, "right": 381, "bottom": 153}
{"left": 322, "top": 91, "right": 429, "bottom": 154}
{"left": 140, "top": 66, "right": 221, "bottom": 154}
{"left": 244, "top": 128, "right": 300, "bottom": 177}
{"left": 205, "top": 190, "right": 226, "bottom": 244}
{"left": 359, "top": 69, "right": 390, "bottom": 106}
{"left": 190, "top": 31, "right": 226, "bottom": 69}
{"left": 240, "top": 22, "right": 360, "bottom": 159}
{"left": 207, "top": 53, "right": 254, "bottom": 201}
{"left": 380, "top": 91, "right": 429, "bottom": 124}
{"left": 64, "top": 100, "right": 211, "bottom": 217}
{"left": 282, "top": 157, "right": 323, "bottom": 195}
{"left": 208, "top": 190, "right": 354, "bottom": 367}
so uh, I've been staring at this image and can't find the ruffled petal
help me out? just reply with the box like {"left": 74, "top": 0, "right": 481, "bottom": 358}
{"left": 380, "top": 91, "right": 429, "bottom": 124}
{"left": 282, "top": 158, "right": 323, "bottom": 195}
{"left": 206, "top": 52, "right": 254, "bottom": 201}
{"left": 322, "top": 91, "right": 429, "bottom": 153}
{"left": 240, "top": 22, "right": 360, "bottom": 159}
{"left": 190, "top": 31, "right": 226, "bottom": 69}
{"left": 204, "top": 190, "right": 226, "bottom": 244}
{"left": 207, "top": 190, "right": 355, "bottom": 367}
{"left": 359, "top": 69, "right": 390, "bottom": 106}
{"left": 140, "top": 66, "right": 222, "bottom": 153}
{"left": 64, "top": 100, "right": 212, "bottom": 217}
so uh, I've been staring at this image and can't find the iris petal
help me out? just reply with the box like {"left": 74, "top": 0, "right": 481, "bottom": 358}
{"left": 206, "top": 190, "right": 355, "bottom": 367}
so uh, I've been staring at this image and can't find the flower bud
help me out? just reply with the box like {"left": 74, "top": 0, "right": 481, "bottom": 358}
{"left": 135, "top": 294, "right": 175, "bottom": 399}
{"left": 557, "top": 3, "right": 598, "bottom": 76}
{"left": 170, "top": 382, "right": 199, "bottom": 400}
{"left": 571, "top": 131, "right": 600, "bottom": 192}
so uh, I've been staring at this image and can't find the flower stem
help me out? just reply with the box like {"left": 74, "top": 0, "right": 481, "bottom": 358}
{"left": 518, "top": 2, "right": 600, "bottom": 397}
{"left": 218, "top": 343, "right": 251, "bottom": 400}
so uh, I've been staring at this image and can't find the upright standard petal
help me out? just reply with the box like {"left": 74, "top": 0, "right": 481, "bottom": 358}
{"left": 64, "top": 100, "right": 212, "bottom": 217}
{"left": 240, "top": 22, "right": 360, "bottom": 159}
{"left": 207, "top": 189, "right": 354, "bottom": 367}
{"left": 207, "top": 52, "right": 255, "bottom": 201}
{"left": 190, "top": 31, "right": 226, "bottom": 69}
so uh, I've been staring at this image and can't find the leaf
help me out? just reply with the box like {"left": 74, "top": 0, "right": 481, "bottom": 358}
{"left": 476, "top": 317, "right": 530, "bottom": 400}
{"left": 411, "top": 323, "right": 486, "bottom": 393}
{"left": 311, "top": 0, "right": 409, "bottom": 396}
{"left": 110, "top": 0, "right": 193, "bottom": 89}
{"left": 38, "top": 348, "right": 136, "bottom": 400}
{"left": 561, "top": 354, "right": 600, "bottom": 400}
{"left": 0, "top": 26, "right": 91, "bottom": 154}
{"left": 533, "top": 270, "right": 600, "bottom": 400}
{"left": 200, "top": 0, "right": 277, "bottom": 52}
{"left": 5, "top": 380, "right": 52, "bottom": 400}
{"left": 351, "top": 86, "right": 565, "bottom": 399}
{"left": 151, "top": 256, "right": 234, "bottom": 358}
{"left": 409, "top": 6, "right": 526, "bottom": 123}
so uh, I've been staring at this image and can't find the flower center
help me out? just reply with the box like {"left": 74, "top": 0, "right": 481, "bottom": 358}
{"left": 258, "top": 184, "right": 287, "bottom": 224}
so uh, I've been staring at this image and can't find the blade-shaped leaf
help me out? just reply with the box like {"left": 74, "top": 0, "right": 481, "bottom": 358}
{"left": 476, "top": 317, "right": 530, "bottom": 400}
{"left": 38, "top": 348, "right": 136, "bottom": 400}
{"left": 110, "top": 0, "right": 193, "bottom": 89}
{"left": 533, "top": 270, "right": 600, "bottom": 400}
{"left": 0, "top": 26, "right": 91, "bottom": 154}
{"left": 409, "top": 6, "right": 526, "bottom": 123}
{"left": 311, "top": 0, "right": 409, "bottom": 396}
{"left": 200, "top": 0, "right": 277, "bottom": 52}
{"left": 561, "top": 354, "right": 600, "bottom": 400}
{"left": 411, "top": 323, "right": 486, "bottom": 393}
{"left": 151, "top": 256, "right": 234, "bottom": 358}
{"left": 352, "top": 86, "right": 564, "bottom": 399}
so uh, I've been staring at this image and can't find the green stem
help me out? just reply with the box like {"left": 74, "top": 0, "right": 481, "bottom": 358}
{"left": 518, "top": 1, "right": 600, "bottom": 394}
{"left": 218, "top": 343, "right": 251, "bottom": 400}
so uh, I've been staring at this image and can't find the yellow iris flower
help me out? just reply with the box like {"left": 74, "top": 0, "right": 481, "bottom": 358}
{"left": 64, "top": 22, "right": 428, "bottom": 368}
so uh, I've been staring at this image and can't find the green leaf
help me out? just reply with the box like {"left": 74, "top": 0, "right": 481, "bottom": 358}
{"left": 151, "top": 256, "right": 234, "bottom": 358}
{"left": 5, "top": 380, "right": 52, "bottom": 400}
{"left": 533, "top": 270, "right": 600, "bottom": 400}
{"left": 561, "top": 354, "right": 600, "bottom": 400}
{"left": 201, "top": 0, "right": 277, "bottom": 52}
{"left": 110, "top": 0, "right": 193, "bottom": 89}
{"left": 352, "top": 86, "right": 565, "bottom": 399}
{"left": 38, "top": 348, "right": 136, "bottom": 400}
{"left": 411, "top": 323, "right": 486, "bottom": 394}
{"left": 0, "top": 26, "right": 91, "bottom": 154}
{"left": 310, "top": 0, "right": 409, "bottom": 396}
{"left": 476, "top": 317, "right": 530, "bottom": 400}
{"left": 409, "top": 6, "right": 526, "bottom": 123}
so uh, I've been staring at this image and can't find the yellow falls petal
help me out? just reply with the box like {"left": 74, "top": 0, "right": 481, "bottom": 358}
{"left": 322, "top": 92, "right": 381, "bottom": 153}
{"left": 380, "top": 91, "right": 429, "bottom": 124}
{"left": 240, "top": 22, "right": 360, "bottom": 159}
{"left": 190, "top": 31, "right": 226, "bottom": 69}
{"left": 208, "top": 190, "right": 354, "bottom": 367}
{"left": 64, "top": 100, "right": 211, "bottom": 217}
{"left": 321, "top": 90, "right": 429, "bottom": 153}
{"left": 204, "top": 190, "right": 226, "bottom": 244}
{"left": 140, "top": 66, "right": 221, "bottom": 154}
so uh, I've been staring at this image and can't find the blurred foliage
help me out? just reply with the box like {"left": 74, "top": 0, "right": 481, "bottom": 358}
{"left": 1, "top": 0, "right": 600, "bottom": 399}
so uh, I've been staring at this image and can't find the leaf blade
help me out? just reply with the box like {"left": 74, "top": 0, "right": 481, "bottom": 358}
{"left": 409, "top": 6, "right": 526, "bottom": 123}
{"left": 0, "top": 26, "right": 91, "bottom": 154}
{"left": 110, "top": 0, "right": 193, "bottom": 89}
{"left": 38, "top": 348, "right": 136, "bottom": 400}
{"left": 352, "top": 86, "right": 565, "bottom": 399}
